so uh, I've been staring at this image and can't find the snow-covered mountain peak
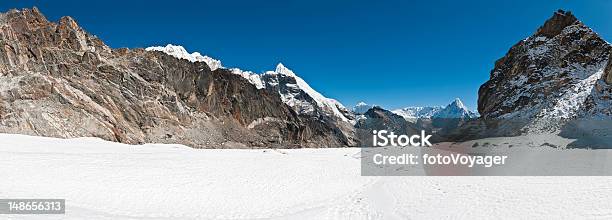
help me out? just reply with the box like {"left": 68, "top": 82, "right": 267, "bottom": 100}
{"left": 274, "top": 63, "right": 296, "bottom": 77}
{"left": 435, "top": 98, "right": 479, "bottom": 119}
{"left": 392, "top": 106, "right": 443, "bottom": 121}
{"left": 353, "top": 102, "right": 374, "bottom": 114}
{"left": 270, "top": 64, "right": 352, "bottom": 122}
{"left": 392, "top": 98, "right": 479, "bottom": 121}
{"left": 478, "top": 10, "right": 611, "bottom": 123}
{"left": 145, "top": 44, "right": 222, "bottom": 71}
{"left": 145, "top": 45, "right": 352, "bottom": 123}
{"left": 449, "top": 98, "right": 467, "bottom": 111}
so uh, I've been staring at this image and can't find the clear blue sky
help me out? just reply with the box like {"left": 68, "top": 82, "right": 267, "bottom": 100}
{"left": 1, "top": 0, "right": 611, "bottom": 110}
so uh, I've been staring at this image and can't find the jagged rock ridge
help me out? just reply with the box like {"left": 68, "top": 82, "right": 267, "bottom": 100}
{"left": 475, "top": 9, "right": 612, "bottom": 141}
{"left": 147, "top": 45, "right": 356, "bottom": 124}
{"left": 146, "top": 45, "right": 358, "bottom": 145}
{"left": 478, "top": 10, "right": 611, "bottom": 123}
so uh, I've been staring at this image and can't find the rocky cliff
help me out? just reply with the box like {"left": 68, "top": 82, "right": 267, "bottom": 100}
{"left": 478, "top": 10, "right": 611, "bottom": 122}
{"left": 0, "top": 8, "right": 355, "bottom": 148}
{"left": 476, "top": 10, "right": 612, "bottom": 140}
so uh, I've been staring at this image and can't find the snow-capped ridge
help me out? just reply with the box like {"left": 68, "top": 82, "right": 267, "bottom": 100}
{"left": 145, "top": 44, "right": 222, "bottom": 71}
{"left": 479, "top": 10, "right": 612, "bottom": 123}
{"left": 450, "top": 98, "right": 466, "bottom": 110}
{"left": 392, "top": 106, "right": 443, "bottom": 121}
{"left": 434, "top": 98, "right": 479, "bottom": 119}
{"left": 145, "top": 44, "right": 352, "bottom": 123}
{"left": 230, "top": 68, "right": 265, "bottom": 89}
{"left": 393, "top": 98, "right": 478, "bottom": 121}
{"left": 353, "top": 102, "right": 375, "bottom": 114}
{"left": 274, "top": 63, "right": 297, "bottom": 77}
{"left": 268, "top": 63, "right": 352, "bottom": 122}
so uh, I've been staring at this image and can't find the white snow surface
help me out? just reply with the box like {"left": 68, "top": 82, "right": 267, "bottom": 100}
{"left": 3, "top": 134, "right": 612, "bottom": 219}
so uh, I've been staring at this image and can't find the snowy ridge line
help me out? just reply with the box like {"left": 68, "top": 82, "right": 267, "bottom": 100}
{"left": 390, "top": 98, "right": 479, "bottom": 121}
{"left": 494, "top": 23, "right": 611, "bottom": 120}
{"left": 145, "top": 44, "right": 222, "bottom": 71}
{"left": 145, "top": 44, "right": 352, "bottom": 122}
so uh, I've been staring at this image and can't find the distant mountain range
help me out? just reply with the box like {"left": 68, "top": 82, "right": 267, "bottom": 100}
{"left": 353, "top": 98, "right": 478, "bottom": 123}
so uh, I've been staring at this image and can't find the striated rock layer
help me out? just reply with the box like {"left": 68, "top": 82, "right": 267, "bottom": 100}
{"left": 0, "top": 8, "right": 356, "bottom": 148}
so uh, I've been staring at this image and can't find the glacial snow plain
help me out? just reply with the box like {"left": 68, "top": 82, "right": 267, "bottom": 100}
{"left": 2, "top": 134, "right": 612, "bottom": 219}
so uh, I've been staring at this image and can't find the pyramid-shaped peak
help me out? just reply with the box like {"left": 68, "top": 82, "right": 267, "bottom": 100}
{"left": 535, "top": 9, "right": 579, "bottom": 38}
{"left": 275, "top": 63, "right": 296, "bottom": 77}
{"left": 450, "top": 98, "right": 466, "bottom": 109}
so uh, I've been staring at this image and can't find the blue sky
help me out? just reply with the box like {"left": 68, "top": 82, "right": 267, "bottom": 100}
{"left": 1, "top": 0, "right": 611, "bottom": 110}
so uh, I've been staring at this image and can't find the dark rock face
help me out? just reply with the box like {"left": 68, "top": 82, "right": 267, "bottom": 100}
{"left": 355, "top": 107, "right": 414, "bottom": 133}
{"left": 605, "top": 53, "right": 612, "bottom": 84}
{"left": 535, "top": 10, "right": 578, "bottom": 38}
{"left": 0, "top": 8, "right": 353, "bottom": 148}
{"left": 354, "top": 106, "right": 420, "bottom": 147}
{"left": 478, "top": 10, "right": 611, "bottom": 121}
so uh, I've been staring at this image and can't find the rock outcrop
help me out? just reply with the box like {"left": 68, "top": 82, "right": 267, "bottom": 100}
{"left": 478, "top": 10, "right": 611, "bottom": 122}
{"left": 474, "top": 9, "right": 612, "bottom": 143}
{"left": 0, "top": 8, "right": 355, "bottom": 148}
{"left": 354, "top": 106, "right": 421, "bottom": 147}
{"left": 605, "top": 53, "right": 612, "bottom": 84}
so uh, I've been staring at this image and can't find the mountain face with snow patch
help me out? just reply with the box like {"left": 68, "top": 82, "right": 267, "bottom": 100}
{"left": 478, "top": 10, "right": 611, "bottom": 121}
{"left": 146, "top": 44, "right": 222, "bottom": 71}
{"left": 258, "top": 63, "right": 355, "bottom": 123}
{"left": 147, "top": 45, "right": 355, "bottom": 124}
{"left": 477, "top": 10, "right": 612, "bottom": 139}
{"left": 433, "top": 99, "right": 480, "bottom": 119}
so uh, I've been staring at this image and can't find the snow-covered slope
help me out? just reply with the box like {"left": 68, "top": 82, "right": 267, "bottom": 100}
{"left": 3, "top": 134, "right": 612, "bottom": 219}
{"left": 393, "top": 98, "right": 478, "bottom": 121}
{"left": 146, "top": 44, "right": 353, "bottom": 122}
{"left": 145, "top": 44, "right": 222, "bottom": 70}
